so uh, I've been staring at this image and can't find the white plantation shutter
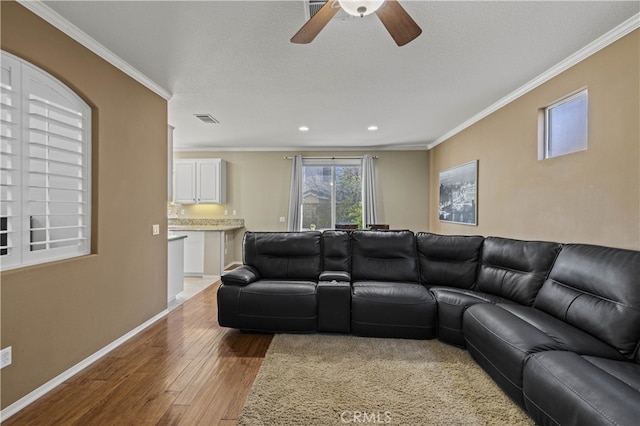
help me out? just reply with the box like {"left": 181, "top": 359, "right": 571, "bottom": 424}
{"left": 0, "top": 54, "right": 22, "bottom": 269}
{"left": 1, "top": 51, "right": 91, "bottom": 270}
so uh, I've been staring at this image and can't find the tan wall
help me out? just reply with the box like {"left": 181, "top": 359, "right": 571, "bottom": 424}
{"left": 173, "top": 150, "right": 430, "bottom": 261}
{"left": 1, "top": 2, "right": 168, "bottom": 408}
{"left": 428, "top": 30, "right": 640, "bottom": 250}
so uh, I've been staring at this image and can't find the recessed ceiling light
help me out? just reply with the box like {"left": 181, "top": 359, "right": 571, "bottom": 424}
{"left": 368, "top": 125, "right": 378, "bottom": 131}
{"left": 299, "top": 126, "right": 309, "bottom": 132}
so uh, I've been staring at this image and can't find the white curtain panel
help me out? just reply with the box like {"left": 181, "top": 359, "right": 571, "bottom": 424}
{"left": 287, "top": 154, "right": 303, "bottom": 231}
{"left": 362, "top": 154, "right": 378, "bottom": 227}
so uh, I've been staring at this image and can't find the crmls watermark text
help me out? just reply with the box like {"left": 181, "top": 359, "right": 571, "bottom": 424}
{"left": 340, "top": 411, "right": 392, "bottom": 424}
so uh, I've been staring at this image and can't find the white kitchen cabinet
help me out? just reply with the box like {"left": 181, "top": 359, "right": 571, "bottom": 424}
{"left": 182, "top": 231, "right": 205, "bottom": 276}
{"left": 181, "top": 230, "right": 225, "bottom": 277}
{"left": 174, "top": 158, "right": 226, "bottom": 204}
{"left": 174, "top": 160, "right": 196, "bottom": 204}
{"left": 168, "top": 235, "right": 185, "bottom": 302}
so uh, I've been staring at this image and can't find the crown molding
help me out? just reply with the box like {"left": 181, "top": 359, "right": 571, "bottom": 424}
{"left": 17, "top": 0, "right": 172, "bottom": 100}
{"left": 427, "top": 12, "right": 640, "bottom": 150}
{"left": 172, "top": 143, "right": 429, "bottom": 153}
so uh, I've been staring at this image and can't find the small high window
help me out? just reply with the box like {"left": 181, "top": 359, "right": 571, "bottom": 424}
{"left": 540, "top": 89, "right": 588, "bottom": 159}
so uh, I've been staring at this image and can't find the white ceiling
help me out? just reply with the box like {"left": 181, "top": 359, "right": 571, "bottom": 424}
{"left": 40, "top": 1, "right": 639, "bottom": 151}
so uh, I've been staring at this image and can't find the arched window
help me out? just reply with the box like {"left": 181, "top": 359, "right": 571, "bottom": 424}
{"left": 1, "top": 51, "right": 91, "bottom": 270}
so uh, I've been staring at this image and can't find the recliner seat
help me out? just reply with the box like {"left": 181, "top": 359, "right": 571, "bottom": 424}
{"left": 350, "top": 230, "right": 437, "bottom": 339}
{"left": 217, "top": 231, "right": 322, "bottom": 333}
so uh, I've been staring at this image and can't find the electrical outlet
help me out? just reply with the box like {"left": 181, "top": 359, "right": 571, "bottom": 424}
{"left": 279, "top": 216, "right": 286, "bottom": 223}
{"left": 1, "top": 347, "right": 12, "bottom": 369}
{"left": 152, "top": 224, "right": 160, "bottom": 235}
{"left": 224, "top": 209, "right": 228, "bottom": 216}
{"left": 232, "top": 210, "right": 237, "bottom": 216}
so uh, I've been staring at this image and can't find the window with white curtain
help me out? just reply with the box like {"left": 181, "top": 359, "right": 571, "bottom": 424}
{"left": 301, "top": 158, "right": 361, "bottom": 230}
{"left": 1, "top": 51, "right": 91, "bottom": 271}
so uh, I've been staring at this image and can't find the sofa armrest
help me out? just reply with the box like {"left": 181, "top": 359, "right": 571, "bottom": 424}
{"left": 221, "top": 265, "right": 261, "bottom": 286}
{"left": 319, "top": 270, "right": 351, "bottom": 282}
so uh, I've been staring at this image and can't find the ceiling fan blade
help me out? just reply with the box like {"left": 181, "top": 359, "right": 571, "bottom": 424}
{"left": 375, "top": 0, "right": 422, "bottom": 46}
{"left": 291, "top": 0, "right": 341, "bottom": 44}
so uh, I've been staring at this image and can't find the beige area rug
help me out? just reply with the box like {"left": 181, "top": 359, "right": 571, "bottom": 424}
{"left": 239, "top": 334, "right": 533, "bottom": 426}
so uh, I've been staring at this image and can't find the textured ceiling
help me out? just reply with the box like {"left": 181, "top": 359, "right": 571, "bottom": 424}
{"left": 42, "top": 1, "right": 639, "bottom": 150}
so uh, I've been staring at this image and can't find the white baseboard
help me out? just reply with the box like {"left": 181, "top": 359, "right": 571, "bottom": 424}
{"left": 0, "top": 309, "right": 170, "bottom": 421}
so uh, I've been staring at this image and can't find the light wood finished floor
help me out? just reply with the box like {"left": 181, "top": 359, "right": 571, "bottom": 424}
{"left": 4, "top": 282, "right": 273, "bottom": 425}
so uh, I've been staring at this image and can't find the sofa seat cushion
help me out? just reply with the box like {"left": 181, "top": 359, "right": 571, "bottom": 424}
{"left": 584, "top": 356, "right": 640, "bottom": 391}
{"left": 351, "top": 281, "right": 436, "bottom": 339}
{"left": 496, "top": 304, "right": 625, "bottom": 360}
{"left": 524, "top": 351, "right": 640, "bottom": 426}
{"left": 353, "top": 281, "right": 432, "bottom": 304}
{"left": 463, "top": 303, "right": 624, "bottom": 408}
{"left": 430, "top": 287, "right": 513, "bottom": 347}
{"left": 218, "top": 280, "right": 317, "bottom": 333}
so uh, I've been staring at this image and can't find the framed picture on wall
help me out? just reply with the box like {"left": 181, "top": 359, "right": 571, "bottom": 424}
{"left": 439, "top": 160, "right": 478, "bottom": 225}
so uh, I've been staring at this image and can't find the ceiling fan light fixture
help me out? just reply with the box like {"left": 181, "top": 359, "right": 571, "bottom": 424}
{"left": 338, "top": 0, "right": 385, "bottom": 17}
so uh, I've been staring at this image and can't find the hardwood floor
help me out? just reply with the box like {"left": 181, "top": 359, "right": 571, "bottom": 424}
{"left": 4, "top": 282, "right": 273, "bottom": 426}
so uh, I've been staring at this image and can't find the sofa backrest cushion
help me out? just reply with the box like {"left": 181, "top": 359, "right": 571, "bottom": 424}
{"left": 322, "top": 230, "right": 351, "bottom": 272}
{"left": 416, "top": 233, "right": 484, "bottom": 289}
{"left": 477, "top": 237, "right": 561, "bottom": 305}
{"left": 351, "top": 230, "right": 419, "bottom": 283}
{"left": 534, "top": 244, "right": 640, "bottom": 358}
{"left": 243, "top": 231, "right": 322, "bottom": 280}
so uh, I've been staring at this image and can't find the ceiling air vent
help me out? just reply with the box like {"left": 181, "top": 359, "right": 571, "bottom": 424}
{"left": 308, "top": 0, "right": 326, "bottom": 18}
{"left": 305, "top": 0, "right": 352, "bottom": 21}
{"left": 194, "top": 114, "right": 220, "bottom": 124}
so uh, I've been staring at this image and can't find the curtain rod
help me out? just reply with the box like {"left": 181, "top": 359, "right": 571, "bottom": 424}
{"left": 283, "top": 155, "right": 379, "bottom": 160}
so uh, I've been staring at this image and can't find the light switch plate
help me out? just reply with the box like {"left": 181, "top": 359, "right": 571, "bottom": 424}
{"left": 152, "top": 224, "right": 160, "bottom": 235}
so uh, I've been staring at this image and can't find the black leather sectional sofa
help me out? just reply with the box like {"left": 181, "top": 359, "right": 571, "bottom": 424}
{"left": 218, "top": 230, "right": 640, "bottom": 425}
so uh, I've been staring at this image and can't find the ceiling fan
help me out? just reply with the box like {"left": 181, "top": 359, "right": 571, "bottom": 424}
{"left": 291, "top": 0, "right": 422, "bottom": 47}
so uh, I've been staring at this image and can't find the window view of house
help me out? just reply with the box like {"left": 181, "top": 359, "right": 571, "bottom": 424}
{"left": 301, "top": 163, "right": 362, "bottom": 230}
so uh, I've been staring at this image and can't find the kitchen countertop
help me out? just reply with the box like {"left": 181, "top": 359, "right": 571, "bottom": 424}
{"left": 168, "top": 218, "right": 245, "bottom": 233}
{"left": 169, "top": 225, "right": 243, "bottom": 232}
